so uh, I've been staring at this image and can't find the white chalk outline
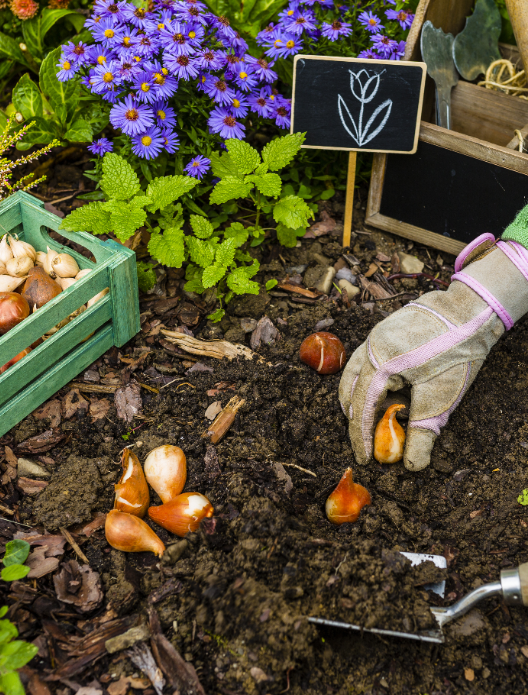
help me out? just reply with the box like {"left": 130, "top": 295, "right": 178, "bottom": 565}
{"left": 337, "top": 69, "right": 393, "bottom": 146}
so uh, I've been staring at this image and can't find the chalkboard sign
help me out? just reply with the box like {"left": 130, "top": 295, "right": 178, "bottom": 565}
{"left": 291, "top": 55, "right": 427, "bottom": 153}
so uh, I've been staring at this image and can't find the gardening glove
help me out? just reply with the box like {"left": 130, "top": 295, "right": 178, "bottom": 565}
{"left": 339, "top": 226, "right": 528, "bottom": 472}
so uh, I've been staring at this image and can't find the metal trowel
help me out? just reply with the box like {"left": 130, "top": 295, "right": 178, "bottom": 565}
{"left": 309, "top": 557, "right": 528, "bottom": 644}
{"left": 453, "top": 0, "right": 502, "bottom": 81}
{"left": 421, "top": 21, "right": 459, "bottom": 129}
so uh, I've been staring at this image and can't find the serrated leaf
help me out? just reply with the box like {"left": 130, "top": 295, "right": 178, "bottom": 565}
{"left": 12, "top": 74, "right": 42, "bottom": 120}
{"left": 215, "top": 237, "right": 237, "bottom": 267}
{"left": 136, "top": 261, "right": 157, "bottom": 292}
{"left": 0, "top": 619, "right": 17, "bottom": 646}
{"left": 105, "top": 201, "right": 146, "bottom": 241}
{"left": 245, "top": 172, "right": 282, "bottom": 197}
{"left": 3, "top": 540, "right": 30, "bottom": 567}
{"left": 223, "top": 222, "right": 249, "bottom": 247}
{"left": 186, "top": 236, "right": 216, "bottom": 268}
{"left": 209, "top": 176, "right": 253, "bottom": 205}
{"left": 209, "top": 151, "right": 241, "bottom": 179}
{"left": 184, "top": 276, "right": 205, "bottom": 293}
{"left": 0, "top": 671, "right": 25, "bottom": 695}
{"left": 225, "top": 139, "right": 260, "bottom": 175}
{"left": 0, "top": 640, "right": 38, "bottom": 670}
{"left": 39, "top": 47, "right": 78, "bottom": 115}
{"left": 60, "top": 202, "right": 112, "bottom": 235}
{"left": 64, "top": 118, "right": 93, "bottom": 143}
{"left": 207, "top": 307, "right": 225, "bottom": 322}
{"left": 148, "top": 228, "right": 185, "bottom": 268}
{"left": 1, "top": 565, "right": 30, "bottom": 582}
{"left": 262, "top": 133, "right": 305, "bottom": 172}
{"left": 146, "top": 175, "right": 197, "bottom": 212}
{"left": 0, "top": 607, "right": 8, "bottom": 618}
{"left": 276, "top": 222, "right": 306, "bottom": 248}
{"left": 101, "top": 153, "right": 140, "bottom": 201}
{"left": 190, "top": 215, "right": 214, "bottom": 239}
{"left": 226, "top": 266, "right": 260, "bottom": 295}
{"left": 202, "top": 264, "right": 227, "bottom": 288}
{"left": 273, "top": 195, "right": 313, "bottom": 229}
{"left": 254, "top": 162, "right": 269, "bottom": 175}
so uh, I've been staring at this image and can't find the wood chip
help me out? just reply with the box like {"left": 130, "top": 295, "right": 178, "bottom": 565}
{"left": 127, "top": 643, "right": 165, "bottom": 695}
{"left": 358, "top": 275, "right": 393, "bottom": 300}
{"left": 115, "top": 383, "right": 142, "bottom": 423}
{"left": 32, "top": 400, "right": 61, "bottom": 428}
{"left": 277, "top": 282, "right": 320, "bottom": 299}
{"left": 18, "top": 478, "right": 48, "bottom": 495}
{"left": 161, "top": 331, "right": 259, "bottom": 361}
{"left": 60, "top": 527, "right": 90, "bottom": 565}
{"left": 70, "top": 383, "right": 118, "bottom": 394}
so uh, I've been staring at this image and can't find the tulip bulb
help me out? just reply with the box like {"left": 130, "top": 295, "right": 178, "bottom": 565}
{"left": 144, "top": 445, "right": 186, "bottom": 503}
{"left": 35, "top": 251, "right": 47, "bottom": 268}
{"left": 57, "top": 277, "right": 76, "bottom": 291}
{"left": 105, "top": 510, "right": 165, "bottom": 557}
{"left": 87, "top": 287, "right": 109, "bottom": 308}
{"left": 75, "top": 269, "right": 92, "bottom": 280}
{"left": 0, "top": 237, "right": 13, "bottom": 264}
{"left": 374, "top": 404, "right": 406, "bottom": 464}
{"left": 0, "top": 275, "right": 26, "bottom": 292}
{"left": 51, "top": 253, "right": 79, "bottom": 278}
{"left": 325, "top": 468, "right": 371, "bottom": 525}
{"left": 0, "top": 260, "right": 6, "bottom": 275}
{"left": 8, "top": 236, "right": 36, "bottom": 261}
{"left": 43, "top": 247, "right": 58, "bottom": 277}
{"left": 149, "top": 493, "right": 214, "bottom": 537}
{"left": 6, "top": 256, "right": 33, "bottom": 278}
{"left": 114, "top": 448, "right": 150, "bottom": 517}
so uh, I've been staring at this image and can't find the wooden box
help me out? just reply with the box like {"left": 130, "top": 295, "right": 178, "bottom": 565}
{"left": 366, "top": 0, "right": 528, "bottom": 255}
{"left": 0, "top": 191, "right": 140, "bottom": 437}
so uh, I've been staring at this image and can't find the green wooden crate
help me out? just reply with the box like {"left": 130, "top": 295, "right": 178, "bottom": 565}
{"left": 0, "top": 191, "right": 140, "bottom": 438}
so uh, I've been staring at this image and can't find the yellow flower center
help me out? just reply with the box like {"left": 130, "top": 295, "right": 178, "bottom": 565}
{"left": 233, "top": 98, "right": 240, "bottom": 108}
{"left": 270, "top": 93, "right": 275, "bottom": 100}
{"left": 158, "top": 22, "right": 164, "bottom": 29}
{"left": 141, "top": 82, "right": 150, "bottom": 91}
{"left": 134, "top": 56, "right": 141, "bottom": 62}
{"left": 97, "top": 55, "right": 106, "bottom": 64}
{"left": 94, "top": 16, "right": 100, "bottom": 22}
{"left": 192, "top": 161, "right": 199, "bottom": 167}
{"left": 104, "top": 28, "right": 114, "bottom": 38}
{"left": 123, "top": 36, "right": 131, "bottom": 45}
{"left": 287, "top": 9, "right": 294, "bottom": 14}
{"left": 103, "top": 71, "right": 113, "bottom": 82}
{"left": 274, "top": 39, "right": 282, "bottom": 47}
{"left": 286, "top": 40, "right": 295, "bottom": 48}
{"left": 201, "top": 75, "right": 206, "bottom": 83}
{"left": 154, "top": 72, "right": 165, "bottom": 84}
{"left": 62, "top": 61, "right": 71, "bottom": 70}
{"left": 141, "top": 136, "right": 152, "bottom": 146}
{"left": 239, "top": 71, "right": 247, "bottom": 79}
{"left": 157, "top": 109, "right": 166, "bottom": 119}
{"left": 188, "top": 30, "right": 196, "bottom": 38}
{"left": 368, "top": 18, "right": 376, "bottom": 25}
{"left": 162, "top": 67, "right": 168, "bottom": 74}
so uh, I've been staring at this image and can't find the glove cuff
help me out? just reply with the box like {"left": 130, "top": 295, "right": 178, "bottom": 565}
{"left": 451, "top": 271, "right": 514, "bottom": 330}
{"left": 502, "top": 204, "right": 528, "bottom": 249}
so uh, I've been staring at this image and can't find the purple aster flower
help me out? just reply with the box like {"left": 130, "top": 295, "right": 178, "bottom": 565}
{"left": 285, "top": 9, "right": 317, "bottom": 36}
{"left": 85, "top": 14, "right": 103, "bottom": 31}
{"left": 161, "top": 128, "right": 180, "bottom": 153}
{"left": 118, "top": 56, "right": 142, "bottom": 79}
{"left": 209, "top": 14, "right": 237, "bottom": 41}
{"left": 135, "top": 34, "right": 160, "bottom": 58}
{"left": 87, "top": 44, "right": 114, "bottom": 67}
{"left": 153, "top": 100, "right": 177, "bottom": 128}
{"left": 132, "top": 71, "right": 158, "bottom": 103}
{"left": 230, "top": 90, "right": 249, "bottom": 118}
{"left": 256, "top": 23, "right": 279, "bottom": 46}
{"left": 358, "top": 11, "right": 384, "bottom": 33}
{"left": 273, "top": 98, "right": 291, "bottom": 129}
{"left": 266, "top": 33, "right": 303, "bottom": 58}
{"left": 159, "top": 21, "right": 196, "bottom": 55}
{"left": 131, "top": 126, "right": 165, "bottom": 159}
{"left": 122, "top": 5, "right": 156, "bottom": 30}
{"left": 245, "top": 56, "right": 277, "bottom": 83}
{"left": 164, "top": 53, "right": 199, "bottom": 79}
{"left": 248, "top": 87, "right": 274, "bottom": 117}
{"left": 358, "top": 48, "right": 380, "bottom": 59}
{"left": 203, "top": 75, "right": 235, "bottom": 105}
{"left": 175, "top": 1, "right": 207, "bottom": 24}
{"left": 154, "top": 10, "right": 173, "bottom": 32}
{"left": 93, "top": 0, "right": 128, "bottom": 21}
{"left": 230, "top": 33, "right": 249, "bottom": 53}
{"left": 372, "top": 33, "right": 398, "bottom": 58}
{"left": 56, "top": 57, "right": 77, "bottom": 81}
{"left": 90, "top": 61, "right": 122, "bottom": 93}
{"left": 388, "top": 40, "right": 406, "bottom": 60}
{"left": 222, "top": 52, "right": 242, "bottom": 76}
{"left": 114, "top": 27, "right": 140, "bottom": 58}
{"left": 178, "top": 0, "right": 207, "bottom": 11}
{"left": 321, "top": 20, "right": 352, "bottom": 41}
{"left": 233, "top": 63, "right": 257, "bottom": 92}
{"left": 196, "top": 48, "right": 223, "bottom": 70}
{"left": 88, "top": 137, "right": 113, "bottom": 155}
{"left": 208, "top": 106, "right": 245, "bottom": 139}
{"left": 278, "top": 4, "right": 299, "bottom": 23}
{"left": 385, "top": 8, "right": 414, "bottom": 29}
{"left": 101, "top": 87, "right": 122, "bottom": 103}
{"left": 147, "top": 62, "right": 178, "bottom": 98}
{"left": 91, "top": 18, "right": 123, "bottom": 47}
{"left": 110, "top": 94, "right": 155, "bottom": 135}
{"left": 186, "top": 23, "right": 206, "bottom": 44}
{"left": 184, "top": 155, "right": 210, "bottom": 179}
{"left": 62, "top": 41, "right": 90, "bottom": 67}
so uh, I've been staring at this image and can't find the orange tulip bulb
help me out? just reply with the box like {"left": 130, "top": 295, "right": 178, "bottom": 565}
{"left": 143, "top": 445, "right": 187, "bottom": 503}
{"left": 325, "top": 468, "right": 371, "bottom": 525}
{"left": 374, "top": 404, "right": 406, "bottom": 464}
{"left": 114, "top": 448, "right": 150, "bottom": 517}
{"left": 105, "top": 510, "right": 165, "bottom": 557}
{"left": 149, "top": 492, "right": 214, "bottom": 537}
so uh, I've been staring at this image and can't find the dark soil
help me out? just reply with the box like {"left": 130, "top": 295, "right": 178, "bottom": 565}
{"left": 2, "top": 202, "right": 528, "bottom": 695}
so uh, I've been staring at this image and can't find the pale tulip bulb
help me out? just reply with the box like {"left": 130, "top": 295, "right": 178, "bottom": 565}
{"left": 144, "top": 445, "right": 187, "bottom": 504}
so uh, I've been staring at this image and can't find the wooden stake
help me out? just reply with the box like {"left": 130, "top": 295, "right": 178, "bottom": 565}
{"left": 343, "top": 151, "right": 357, "bottom": 248}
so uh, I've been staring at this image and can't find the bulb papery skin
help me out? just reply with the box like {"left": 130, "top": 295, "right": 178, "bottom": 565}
{"left": 75, "top": 269, "right": 92, "bottom": 280}
{"left": 143, "top": 445, "right": 187, "bottom": 504}
{"left": 0, "top": 275, "right": 26, "bottom": 293}
{"left": 6, "top": 256, "right": 33, "bottom": 278}
{"left": 148, "top": 493, "right": 214, "bottom": 537}
{"left": 325, "top": 468, "right": 371, "bottom": 525}
{"left": 0, "top": 237, "right": 13, "bottom": 264}
{"left": 114, "top": 448, "right": 150, "bottom": 517}
{"left": 105, "top": 510, "right": 165, "bottom": 557}
{"left": 87, "top": 287, "right": 109, "bottom": 308}
{"left": 35, "top": 251, "right": 47, "bottom": 268}
{"left": 8, "top": 236, "right": 36, "bottom": 261}
{"left": 58, "top": 277, "right": 76, "bottom": 291}
{"left": 43, "top": 247, "right": 58, "bottom": 277}
{"left": 51, "top": 253, "right": 80, "bottom": 278}
{"left": 374, "top": 404, "right": 406, "bottom": 464}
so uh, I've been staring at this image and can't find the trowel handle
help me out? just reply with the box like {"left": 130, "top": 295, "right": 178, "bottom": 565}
{"left": 517, "top": 563, "right": 528, "bottom": 605}
{"left": 504, "top": 0, "right": 528, "bottom": 74}
{"left": 501, "top": 563, "right": 528, "bottom": 606}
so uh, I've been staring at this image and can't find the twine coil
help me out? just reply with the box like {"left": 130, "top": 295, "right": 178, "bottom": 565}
{"left": 478, "top": 59, "right": 528, "bottom": 100}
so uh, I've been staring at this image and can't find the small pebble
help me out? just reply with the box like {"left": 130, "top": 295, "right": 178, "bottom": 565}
{"left": 338, "top": 279, "right": 360, "bottom": 300}
{"left": 398, "top": 251, "right": 424, "bottom": 274}
{"left": 205, "top": 401, "right": 222, "bottom": 420}
{"left": 240, "top": 318, "right": 257, "bottom": 333}
{"left": 314, "top": 318, "right": 334, "bottom": 331}
{"left": 285, "top": 265, "right": 307, "bottom": 275}
{"left": 315, "top": 266, "right": 336, "bottom": 295}
{"left": 336, "top": 268, "right": 357, "bottom": 284}
{"left": 17, "top": 459, "right": 50, "bottom": 479}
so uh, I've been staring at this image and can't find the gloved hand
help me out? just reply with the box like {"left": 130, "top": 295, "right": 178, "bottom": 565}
{"left": 339, "top": 234, "right": 528, "bottom": 471}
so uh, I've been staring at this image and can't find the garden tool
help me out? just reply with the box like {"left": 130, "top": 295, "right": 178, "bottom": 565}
{"left": 309, "top": 561, "right": 528, "bottom": 644}
{"left": 453, "top": 0, "right": 502, "bottom": 81}
{"left": 420, "top": 21, "right": 459, "bottom": 129}
{"left": 504, "top": 0, "right": 528, "bottom": 74}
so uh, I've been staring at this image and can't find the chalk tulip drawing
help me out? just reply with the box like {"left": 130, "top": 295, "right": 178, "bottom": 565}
{"left": 338, "top": 69, "right": 393, "bottom": 147}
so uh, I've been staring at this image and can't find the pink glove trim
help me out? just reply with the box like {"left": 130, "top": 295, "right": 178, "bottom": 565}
{"left": 408, "top": 362, "right": 471, "bottom": 435}
{"left": 362, "top": 307, "right": 493, "bottom": 457}
{"left": 451, "top": 272, "right": 514, "bottom": 330}
{"left": 454, "top": 233, "right": 496, "bottom": 273}
{"left": 405, "top": 302, "right": 457, "bottom": 330}
{"left": 496, "top": 240, "right": 528, "bottom": 283}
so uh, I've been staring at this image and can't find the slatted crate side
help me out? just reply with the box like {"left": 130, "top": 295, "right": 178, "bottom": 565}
{"left": 0, "top": 296, "right": 112, "bottom": 407}
{"left": 0, "top": 325, "right": 114, "bottom": 438}
{"left": 104, "top": 238, "right": 141, "bottom": 347}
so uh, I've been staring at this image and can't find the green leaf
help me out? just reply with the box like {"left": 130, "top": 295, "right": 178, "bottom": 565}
{"left": 0, "top": 607, "right": 8, "bottom": 618}
{"left": 12, "top": 74, "right": 42, "bottom": 120}
{"left": 226, "top": 266, "right": 260, "bottom": 295}
{"left": 225, "top": 139, "right": 260, "bottom": 175}
{"left": 0, "top": 619, "right": 17, "bottom": 645}
{"left": 215, "top": 237, "right": 237, "bottom": 267}
{"left": 60, "top": 202, "right": 112, "bottom": 235}
{"left": 77, "top": 190, "right": 106, "bottom": 201}
{"left": 319, "top": 188, "right": 335, "bottom": 200}
{"left": 136, "top": 261, "right": 157, "bottom": 293}
{"left": 254, "top": 162, "right": 269, "bottom": 175}
{"left": 39, "top": 47, "right": 78, "bottom": 116}
{"left": 207, "top": 307, "right": 225, "bottom": 322}
{"left": 1, "top": 565, "right": 30, "bottom": 582}
{"left": 103, "top": 200, "right": 146, "bottom": 241}
{"left": 209, "top": 176, "right": 253, "bottom": 205}
{"left": 0, "top": 640, "right": 38, "bottom": 669}
{"left": 183, "top": 276, "right": 205, "bottom": 294}
{"left": 276, "top": 222, "right": 306, "bottom": 248}
{"left": 100, "top": 153, "right": 140, "bottom": 201}
{"left": 21, "top": 16, "right": 43, "bottom": 60}
{"left": 64, "top": 118, "right": 93, "bottom": 143}
{"left": 266, "top": 279, "right": 278, "bottom": 291}
{"left": 41, "top": 8, "right": 84, "bottom": 40}
{"left": 262, "top": 133, "right": 305, "bottom": 172}
{"left": 209, "top": 151, "right": 240, "bottom": 179}
{"left": 0, "top": 671, "right": 25, "bottom": 695}
{"left": 273, "top": 195, "right": 313, "bottom": 230}
{"left": 16, "top": 118, "right": 60, "bottom": 148}
{"left": 0, "top": 32, "right": 30, "bottom": 69}
{"left": 186, "top": 236, "right": 216, "bottom": 268}
{"left": 190, "top": 214, "right": 214, "bottom": 239}
{"left": 223, "top": 222, "right": 249, "bottom": 247}
{"left": 146, "top": 175, "right": 197, "bottom": 212}
{"left": 148, "top": 228, "right": 185, "bottom": 268}
{"left": 3, "top": 540, "right": 30, "bottom": 567}
{"left": 245, "top": 172, "right": 282, "bottom": 197}
{"left": 518, "top": 489, "right": 528, "bottom": 505}
{"left": 202, "top": 265, "right": 227, "bottom": 288}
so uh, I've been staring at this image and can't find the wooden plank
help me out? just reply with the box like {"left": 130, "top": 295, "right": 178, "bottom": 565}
{"left": 105, "top": 239, "right": 141, "bottom": 347}
{"left": 365, "top": 153, "right": 387, "bottom": 220}
{"left": 0, "top": 326, "right": 114, "bottom": 439}
{"left": 0, "top": 264, "right": 112, "bottom": 365}
{"left": 367, "top": 212, "right": 466, "bottom": 255}
{"left": 0, "top": 297, "right": 111, "bottom": 406}
{"left": 343, "top": 152, "right": 356, "bottom": 247}
{"left": 506, "top": 124, "right": 528, "bottom": 150}
{"left": 451, "top": 81, "right": 528, "bottom": 147}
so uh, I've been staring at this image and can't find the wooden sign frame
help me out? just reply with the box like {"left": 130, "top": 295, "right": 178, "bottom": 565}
{"left": 291, "top": 54, "right": 427, "bottom": 155}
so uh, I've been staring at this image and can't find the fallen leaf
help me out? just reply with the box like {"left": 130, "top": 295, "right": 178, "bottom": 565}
{"left": 107, "top": 676, "right": 150, "bottom": 695}
{"left": 14, "top": 531, "right": 66, "bottom": 556}
{"left": 250, "top": 317, "right": 280, "bottom": 350}
{"left": 114, "top": 384, "right": 142, "bottom": 423}
{"left": 27, "top": 671, "right": 52, "bottom": 695}
{"left": 90, "top": 399, "right": 111, "bottom": 422}
{"left": 26, "top": 546, "right": 60, "bottom": 579}
{"left": 32, "top": 400, "right": 61, "bottom": 428}
{"left": 464, "top": 668, "right": 475, "bottom": 682}
{"left": 376, "top": 252, "right": 391, "bottom": 263}
{"left": 1, "top": 445, "right": 17, "bottom": 485}
{"left": 53, "top": 561, "right": 103, "bottom": 613}
{"left": 17, "top": 429, "right": 65, "bottom": 454}
{"left": 307, "top": 210, "right": 337, "bottom": 237}
{"left": 63, "top": 389, "right": 89, "bottom": 420}
{"left": 81, "top": 513, "right": 106, "bottom": 537}
{"left": 76, "top": 688, "right": 102, "bottom": 695}
{"left": 205, "top": 401, "right": 222, "bottom": 421}
{"left": 18, "top": 478, "right": 48, "bottom": 495}
{"left": 127, "top": 643, "right": 165, "bottom": 695}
